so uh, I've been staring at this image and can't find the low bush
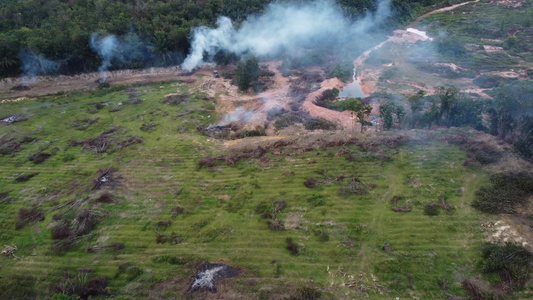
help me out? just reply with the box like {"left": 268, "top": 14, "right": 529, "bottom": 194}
{"left": 304, "top": 118, "right": 337, "bottom": 130}
{"left": 480, "top": 242, "right": 533, "bottom": 286}
{"left": 472, "top": 172, "right": 533, "bottom": 214}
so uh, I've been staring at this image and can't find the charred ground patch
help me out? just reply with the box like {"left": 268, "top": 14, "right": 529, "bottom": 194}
{"left": 190, "top": 262, "right": 241, "bottom": 293}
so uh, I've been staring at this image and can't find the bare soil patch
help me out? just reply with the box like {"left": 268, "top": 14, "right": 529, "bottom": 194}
{"left": 0, "top": 66, "right": 188, "bottom": 99}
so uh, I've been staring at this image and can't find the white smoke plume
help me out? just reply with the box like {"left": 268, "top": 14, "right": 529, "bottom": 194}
{"left": 18, "top": 49, "right": 60, "bottom": 85}
{"left": 182, "top": 0, "right": 391, "bottom": 71}
{"left": 90, "top": 32, "right": 154, "bottom": 82}
{"left": 218, "top": 106, "right": 256, "bottom": 126}
{"left": 90, "top": 34, "right": 118, "bottom": 82}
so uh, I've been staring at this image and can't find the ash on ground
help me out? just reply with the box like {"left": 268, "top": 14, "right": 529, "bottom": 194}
{"left": 94, "top": 169, "right": 116, "bottom": 190}
{"left": 190, "top": 262, "right": 240, "bottom": 293}
{"left": 1, "top": 115, "right": 20, "bottom": 125}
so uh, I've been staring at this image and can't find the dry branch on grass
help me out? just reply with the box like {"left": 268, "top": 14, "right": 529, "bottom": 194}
{"left": 51, "top": 208, "right": 104, "bottom": 253}
{"left": 0, "top": 134, "right": 35, "bottom": 156}
{"left": 0, "top": 191, "right": 15, "bottom": 204}
{"left": 286, "top": 238, "right": 299, "bottom": 255}
{"left": 86, "top": 242, "right": 124, "bottom": 253}
{"left": 15, "top": 208, "right": 45, "bottom": 229}
{"left": 155, "top": 231, "right": 183, "bottom": 244}
{"left": 15, "top": 172, "right": 39, "bottom": 182}
{"left": 69, "top": 127, "right": 142, "bottom": 154}
{"left": 162, "top": 94, "right": 189, "bottom": 105}
{"left": 392, "top": 204, "right": 412, "bottom": 212}
{"left": 95, "top": 193, "right": 115, "bottom": 203}
{"left": 28, "top": 151, "right": 52, "bottom": 164}
{"left": 339, "top": 178, "right": 368, "bottom": 196}
{"left": 1, "top": 245, "right": 20, "bottom": 260}
{"left": 269, "top": 219, "right": 284, "bottom": 231}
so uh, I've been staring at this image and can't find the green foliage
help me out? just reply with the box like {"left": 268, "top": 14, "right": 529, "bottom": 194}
{"left": 436, "top": 35, "right": 466, "bottom": 58}
{"left": 274, "top": 113, "right": 303, "bottom": 129}
{"left": 0, "top": 275, "right": 37, "bottom": 299}
{"left": 340, "top": 98, "right": 373, "bottom": 133}
{"left": 423, "top": 204, "right": 440, "bottom": 216}
{"left": 328, "top": 63, "right": 353, "bottom": 82}
{"left": 379, "top": 101, "right": 405, "bottom": 130}
{"left": 473, "top": 75, "right": 514, "bottom": 89}
{"left": 480, "top": 243, "right": 533, "bottom": 284}
{"left": 234, "top": 56, "right": 260, "bottom": 91}
{"left": 304, "top": 118, "right": 337, "bottom": 131}
{"left": 472, "top": 172, "right": 533, "bottom": 214}
{"left": 513, "top": 116, "right": 533, "bottom": 160}
{"left": 307, "top": 193, "right": 325, "bottom": 207}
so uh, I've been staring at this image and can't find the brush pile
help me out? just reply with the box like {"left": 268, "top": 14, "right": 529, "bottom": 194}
{"left": 69, "top": 127, "right": 142, "bottom": 154}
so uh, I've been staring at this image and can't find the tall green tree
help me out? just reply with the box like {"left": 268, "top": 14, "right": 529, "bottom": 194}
{"left": 379, "top": 101, "right": 405, "bottom": 130}
{"left": 341, "top": 98, "right": 373, "bottom": 133}
{"left": 234, "top": 56, "right": 260, "bottom": 91}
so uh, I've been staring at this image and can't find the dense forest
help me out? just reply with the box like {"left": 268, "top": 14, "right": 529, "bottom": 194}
{"left": 0, "top": 0, "right": 457, "bottom": 78}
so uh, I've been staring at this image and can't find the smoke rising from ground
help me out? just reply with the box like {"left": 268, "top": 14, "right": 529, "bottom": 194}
{"left": 90, "top": 33, "right": 154, "bottom": 81}
{"left": 90, "top": 34, "right": 117, "bottom": 81}
{"left": 18, "top": 49, "right": 60, "bottom": 84}
{"left": 218, "top": 106, "right": 256, "bottom": 126}
{"left": 182, "top": 0, "right": 391, "bottom": 71}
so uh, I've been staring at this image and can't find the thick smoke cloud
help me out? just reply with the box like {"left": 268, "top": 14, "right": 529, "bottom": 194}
{"left": 182, "top": 0, "right": 391, "bottom": 71}
{"left": 18, "top": 49, "right": 60, "bottom": 84}
{"left": 90, "top": 32, "right": 154, "bottom": 81}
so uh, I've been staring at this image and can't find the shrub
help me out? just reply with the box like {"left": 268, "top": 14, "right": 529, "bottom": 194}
{"left": 304, "top": 118, "right": 337, "bottom": 130}
{"left": 274, "top": 112, "right": 303, "bottom": 129}
{"left": 472, "top": 172, "right": 533, "bottom": 214}
{"left": 480, "top": 242, "right": 533, "bottom": 285}
{"left": 307, "top": 193, "right": 325, "bottom": 207}
{"left": 423, "top": 203, "right": 440, "bottom": 216}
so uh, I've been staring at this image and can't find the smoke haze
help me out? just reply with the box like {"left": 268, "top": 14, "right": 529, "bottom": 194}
{"left": 218, "top": 106, "right": 257, "bottom": 126}
{"left": 90, "top": 32, "right": 154, "bottom": 81}
{"left": 18, "top": 49, "right": 60, "bottom": 84}
{"left": 182, "top": 0, "right": 391, "bottom": 71}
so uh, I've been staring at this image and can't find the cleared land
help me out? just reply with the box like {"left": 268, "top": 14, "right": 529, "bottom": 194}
{"left": 0, "top": 79, "right": 505, "bottom": 299}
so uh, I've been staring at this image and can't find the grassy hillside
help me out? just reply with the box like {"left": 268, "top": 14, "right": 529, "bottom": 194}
{"left": 0, "top": 80, "right": 495, "bottom": 299}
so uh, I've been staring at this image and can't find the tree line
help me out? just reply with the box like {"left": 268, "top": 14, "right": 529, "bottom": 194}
{"left": 0, "top": 0, "right": 461, "bottom": 78}
{"left": 377, "top": 81, "right": 533, "bottom": 161}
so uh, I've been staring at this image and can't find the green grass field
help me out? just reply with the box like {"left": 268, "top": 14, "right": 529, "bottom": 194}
{"left": 0, "top": 80, "right": 493, "bottom": 299}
